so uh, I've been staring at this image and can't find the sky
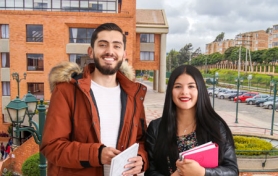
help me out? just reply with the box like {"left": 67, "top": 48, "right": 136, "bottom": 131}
{"left": 136, "top": 0, "right": 278, "bottom": 54}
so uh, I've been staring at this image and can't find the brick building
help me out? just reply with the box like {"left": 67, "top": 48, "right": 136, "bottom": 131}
{"left": 205, "top": 29, "right": 271, "bottom": 55}
{"left": 0, "top": 0, "right": 169, "bottom": 137}
{"left": 269, "top": 24, "right": 278, "bottom": 48}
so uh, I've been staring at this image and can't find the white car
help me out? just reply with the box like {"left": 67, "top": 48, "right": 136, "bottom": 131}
{"left": 262, "top": 99, "right": 278, "bottom": 109}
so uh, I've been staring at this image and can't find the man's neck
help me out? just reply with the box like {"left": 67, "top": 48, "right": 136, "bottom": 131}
{"left": 91, "top": 69, "right": 118, "bottom": 87}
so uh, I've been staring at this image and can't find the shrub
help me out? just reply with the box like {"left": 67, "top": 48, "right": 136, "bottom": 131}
{"left": 21, "top": 153, "right": 40, "bottom": 176}
{"left": 234, "top": 136, "right": 273, "bottom": 156}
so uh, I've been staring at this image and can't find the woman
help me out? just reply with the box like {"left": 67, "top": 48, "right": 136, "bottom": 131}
{"left": 145, "top": 65, "right": 238, "bottom": 176}
{"left": 4, "top": 143, "right": 10, "bottom": 159}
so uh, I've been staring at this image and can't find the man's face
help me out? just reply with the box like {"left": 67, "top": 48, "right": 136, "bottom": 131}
{"left": 89, "top": 30, "right": 126, "bottom": 75}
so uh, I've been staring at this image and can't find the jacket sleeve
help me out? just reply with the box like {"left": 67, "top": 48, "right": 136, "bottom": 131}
{"left": 136, "top": 107, "right": 149, "bottom": 171}
{"left": 144, "top": 120, "right": 165, "bottom": 176}
{"left": 40, "top": 85, "right": 103, "bottom": 168}
{"left": 205, "top": 125, "right": 239, "bottom": 176}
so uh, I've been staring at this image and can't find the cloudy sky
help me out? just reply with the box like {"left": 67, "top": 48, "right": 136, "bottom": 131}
{"left": 136, "top": 0, "right": 278, "bottom": 53}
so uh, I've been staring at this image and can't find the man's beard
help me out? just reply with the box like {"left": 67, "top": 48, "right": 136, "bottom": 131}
{"left": 93, "top": 53, "right": 123, "bottom": 75}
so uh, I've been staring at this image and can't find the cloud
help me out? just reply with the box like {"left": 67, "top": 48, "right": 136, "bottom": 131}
{"left": 136, "top": 0, "right": 278, "bottom": 53}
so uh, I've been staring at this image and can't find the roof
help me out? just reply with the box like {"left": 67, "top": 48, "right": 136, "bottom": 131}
{"left": 136, "top": 9, "right": 169, "bottom": 33}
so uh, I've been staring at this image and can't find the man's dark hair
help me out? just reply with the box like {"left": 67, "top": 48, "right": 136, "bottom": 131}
{"left": 90, "top": 23, "right": 126, "bottom": 49}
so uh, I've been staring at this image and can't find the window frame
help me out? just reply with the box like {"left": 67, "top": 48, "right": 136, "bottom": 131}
{"left": 140, "top": 34, "right": 155, "bottom": 43}
{"left": 27, "top": 53, "right": 44, "bottom": 71}
{"left": 140, "top": 51, "right": 155, "bottom": 61}
{"left": 2, "top": 81, "right": 10, "bottom": 96}
{"left": 1, "top": 53, "right": 10, "bottom": 68}
{"left": 26, "top": 24, "right": 43, "bottom": 42}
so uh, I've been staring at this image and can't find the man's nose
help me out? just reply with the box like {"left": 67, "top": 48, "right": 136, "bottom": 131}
{"left": 105, "top": 45, "right": 114, "bottom": 55}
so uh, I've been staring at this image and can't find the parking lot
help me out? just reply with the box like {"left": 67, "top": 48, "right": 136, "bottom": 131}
{"left": 211, "top": 95, "right": 278, "bottom": 127}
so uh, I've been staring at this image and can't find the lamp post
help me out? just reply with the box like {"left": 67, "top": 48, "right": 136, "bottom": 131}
{"left": 247, "top": 74, "right": 252, "bottom": 90}
{"left": 212, "top": 72, "right": 219, "bottom": 109}
{"left": 268, "top": 74, "right": 274, "bottom": 96}
{"left": 270, "top": 81, "right": 277, "bottom": 136}
{"left": 6, "top": 93, "right": 47, "bottom": 176}
{"left": 235, "top": 77, "right": 243, "bottom": 123}
{"left": 12, "top": 72, "right": 27, "bottom": 97}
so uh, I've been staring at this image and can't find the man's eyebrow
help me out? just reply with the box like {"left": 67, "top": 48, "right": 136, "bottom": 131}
{"left": 97, "top": 40, "right": 123, "bottom": 45}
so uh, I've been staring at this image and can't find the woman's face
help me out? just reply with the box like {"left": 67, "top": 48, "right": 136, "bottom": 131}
{"left": 172, "top": 73, "right": 198, "bottom": 111}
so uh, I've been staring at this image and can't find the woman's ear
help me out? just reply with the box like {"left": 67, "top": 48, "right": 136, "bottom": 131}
{"left": 87, "top": 47, "right": 93, "bottom": 58}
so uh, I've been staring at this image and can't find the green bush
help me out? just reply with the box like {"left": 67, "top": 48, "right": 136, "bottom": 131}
{"left": 21, "top": 153, "right": 40, "bottom": 176}
{"left": 234, "top": 136, "right": 273, "bottom": 156}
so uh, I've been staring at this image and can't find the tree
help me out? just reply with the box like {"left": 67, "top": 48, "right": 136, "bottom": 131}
{"left": 166, "top": 49, "right": 180, "bottom": 71}
{"left": 213, "top": 32, "right": 225, "bottom": 42}
{"left": 264, "top": 47, "right": 278, "bottom": 64}
{"left": 178, "top": 43, "right": 193, "bottom": 65}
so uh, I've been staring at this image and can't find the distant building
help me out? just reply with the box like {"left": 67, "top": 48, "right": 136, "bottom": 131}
{"left": 269, "top": 24, "right": 278, "bottom": 48}
{"left": 205, "top": 29, "right": 270, "bottom": 54}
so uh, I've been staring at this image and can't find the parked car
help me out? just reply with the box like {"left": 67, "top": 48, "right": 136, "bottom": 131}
{"left": 207, "top": 87, "right": 220, "bottom": 96}
{"left": 255, "top": 97, "right": 274, "bottom": 107}
{"left": 234, "top": 92, "right": 259, "bottom": 103}
{"left": 245, "top": 94, "right": 270, "bottom": 105}
{"left": 228, "top": 91, "right": 247, "bottom": 101}
{"left": 218, "top": 90, "right": 238, "bottom": 99}
{"left": 214, "top": 88, "right": 230, "bottom": 97}
{"left": 263, "top": 99, "right": 278, "bottom": 109}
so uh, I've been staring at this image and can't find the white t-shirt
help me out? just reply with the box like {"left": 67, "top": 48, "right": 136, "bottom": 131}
{"left": 91, "top": 81, "right": 121, "bottom": 176}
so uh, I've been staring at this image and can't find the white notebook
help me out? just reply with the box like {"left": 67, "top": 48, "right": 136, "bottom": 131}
{"left": 109, "top": 143, "right": 139, "bottom": 176}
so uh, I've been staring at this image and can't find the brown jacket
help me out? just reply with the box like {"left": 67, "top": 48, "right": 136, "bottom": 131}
{"left": 40, "top": 61, "right": 148, "bottom": 175}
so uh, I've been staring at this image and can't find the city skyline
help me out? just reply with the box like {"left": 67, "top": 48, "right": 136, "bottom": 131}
{"left": 137, "top": 0, "right": 278, "bottom": 53}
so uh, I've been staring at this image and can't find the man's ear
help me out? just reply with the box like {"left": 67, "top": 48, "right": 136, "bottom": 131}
{"left": 87, "top": 47, "right": 93, "bottom": 58}
{"left": 123, "top": 51, "right": 127, "bottom": 59}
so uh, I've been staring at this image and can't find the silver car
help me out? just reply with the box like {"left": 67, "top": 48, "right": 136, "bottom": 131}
{"left": 218, "top": 90, "right": 238, "bottom": 99}
{"left": 262, "top": 99, "right": 278, "bottom": 109}
{"left": 245, "top": 94, "right": 270, "bottom": 105}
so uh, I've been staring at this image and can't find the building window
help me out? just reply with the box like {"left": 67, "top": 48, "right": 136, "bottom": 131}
{"left": 27, "top": 83, "right": 44, "bottom": 99}
{"left": 140, "top": 34, "right": 154, "bottom": 43}
{"left": 273, "top": 42, "right": 278, "bottom": 47}
{"left": 27, "top": 54, "right": 44, "bottom": 71}
{"left": 69, "top": 28, "right": 95, "bottom": 43}
{"left": 1, "top": 53, "right": 10, "bottom": 68}
{"left": 140, "top": 52, "right": 154, "bottom": 61}
{"left": 0, "top": 24, "right": 9, "bottom": 39}
{"left": 26, "top": 25, "right": 43, "bottom": 42}
{"left": 2, "top": 81, "right": 10, "bottom": 96}
{"left": 274, "top": 25, "right": 278, "bottom": 30}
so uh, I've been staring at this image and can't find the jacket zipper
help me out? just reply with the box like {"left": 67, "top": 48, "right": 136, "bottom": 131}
{"left": 75, "top": 83, "right": 98, "bottom": 142}
{"left": 126, "top": 84, "right": 141, "bottom": 148}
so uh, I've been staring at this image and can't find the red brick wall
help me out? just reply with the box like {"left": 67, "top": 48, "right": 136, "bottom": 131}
{"left": 133, "top": 34, "right": 161, "bottom": 71}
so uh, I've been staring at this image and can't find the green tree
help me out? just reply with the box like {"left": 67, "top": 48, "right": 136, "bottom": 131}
{"left": 263, "top": 47, "right": 278, "bottom": 64}
{"left": 213, "top": 32, "right": 225, "bottom": 42}
{"left": 21, "top": 153, "right": 40, "bottom": 176}
{"left": 178, "top": 43, "right": 193, "bottom": 65}
{"left": 166, "top": 49, "right": 180, "bottom": 71}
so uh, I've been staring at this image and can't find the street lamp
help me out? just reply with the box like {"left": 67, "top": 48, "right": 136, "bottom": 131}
{"left": 12, "top": 72, "right": 27, "bottom": 97}
{"left": 6, "top": 93, "right": 47, "bottom": 176}
{"left": 212, "top": 72, "right": 219, "bottom": 109}
{"left": 268, "top": 74, "right": 274, "bottom": 96}
{"left": 235, "top": 77, "right": 243, "bottom": 123}
{"left": 270, "top": 81, "right": 277, "bottom": 136}
{"left": 247, "top": 74, "right": 252, "bottom": 90}
{"left": 22, "top": 91, "right": 38, "bottom": 127}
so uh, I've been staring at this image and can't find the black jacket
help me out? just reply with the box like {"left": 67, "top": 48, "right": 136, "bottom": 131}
{"left": 145, "top": 118, "right": 239, "bottom": 176}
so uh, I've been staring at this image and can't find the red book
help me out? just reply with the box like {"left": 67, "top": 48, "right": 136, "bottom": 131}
{"left": 179, "top": 141, "right": 218, "bottom": 168}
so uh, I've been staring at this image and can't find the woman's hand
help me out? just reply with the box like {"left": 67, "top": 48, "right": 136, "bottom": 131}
{"left": 176, "top": 159, "right": 205, "bottom": 176}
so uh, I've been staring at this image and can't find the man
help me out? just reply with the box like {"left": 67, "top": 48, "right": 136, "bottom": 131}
{"left": 40, "top": 23, "right": 148, "bottom": 175}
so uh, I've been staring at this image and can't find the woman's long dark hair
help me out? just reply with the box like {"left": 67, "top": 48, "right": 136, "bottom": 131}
{"left": 153, "top": 65, "right": 234, "bottom": 174}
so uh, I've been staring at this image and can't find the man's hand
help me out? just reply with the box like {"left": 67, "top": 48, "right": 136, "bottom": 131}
{"left": 122, "top": 156, "right": 143, "bottom": 176}
{"left": 100, "top": 147, "right": 121, "bottom": 165}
